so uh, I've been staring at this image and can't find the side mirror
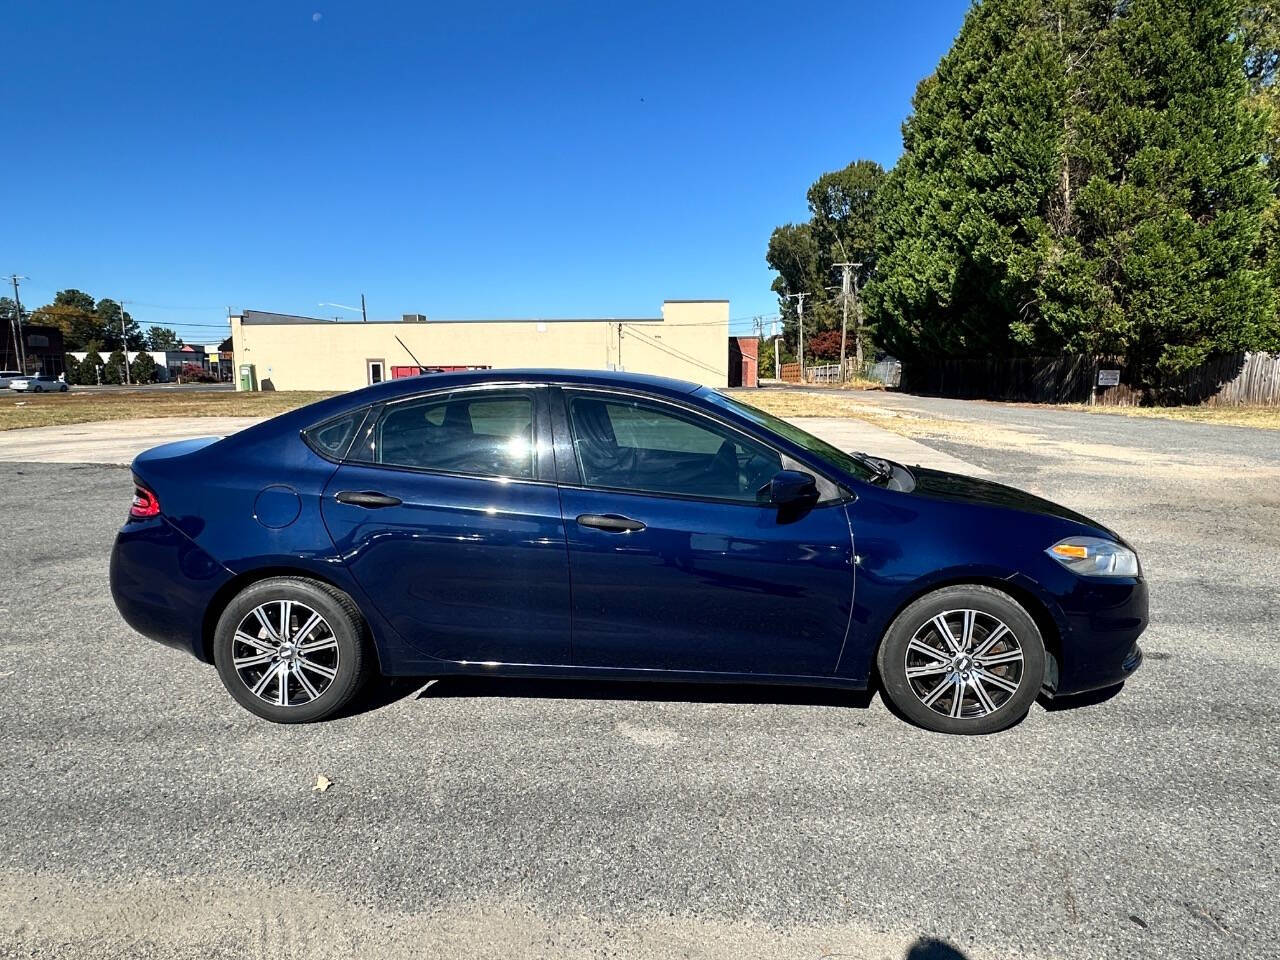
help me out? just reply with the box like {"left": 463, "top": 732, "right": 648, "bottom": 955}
{"left": 763, "top": 469, "right": 818, "bottom": 507}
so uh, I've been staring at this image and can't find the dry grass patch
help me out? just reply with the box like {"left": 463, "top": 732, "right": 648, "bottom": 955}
{"left": 1056, "top": 403, "right": 1280, "bottom": 430}
{"left": 0, "top": 389, "right": 334, "bottom": 431}
{"left": 726, "top": 389, "right": 896, "bottom": 421}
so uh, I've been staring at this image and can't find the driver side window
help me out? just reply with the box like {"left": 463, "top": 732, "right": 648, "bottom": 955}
{"left": 567, "top": 395, "right": 782, "bottom": 502}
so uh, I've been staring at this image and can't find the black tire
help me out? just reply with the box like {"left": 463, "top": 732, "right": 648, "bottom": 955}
{"left": 32, "top": 385, "right": 42, "bottom": 393}
{"left": 213, "top": 577, "right": 371, "bottom": 723}
{"left": 876, "top": 584, "right": 1045, "bottom": 735}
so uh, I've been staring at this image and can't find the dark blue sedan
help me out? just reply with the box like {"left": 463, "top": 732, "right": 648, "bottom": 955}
{"left": 109, "top": 369, "right": 1146, "bottom": 734}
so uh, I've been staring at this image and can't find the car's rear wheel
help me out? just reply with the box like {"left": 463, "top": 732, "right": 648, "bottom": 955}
{"left": 213, "top": 577, "right": 370, "bottom": 723}
{"left": 876, "top": 584, "right": 1045, "bottom": 734}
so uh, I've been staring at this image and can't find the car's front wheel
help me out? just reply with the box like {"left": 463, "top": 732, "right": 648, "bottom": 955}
{"left": 32, "top": 385, "right": 42, "bottom": 392}
{"left": 877, "top": 584, "right": 1045, "bottom": 734}
{"left": 213, "top": 577, "right": 371, "bottom": 723}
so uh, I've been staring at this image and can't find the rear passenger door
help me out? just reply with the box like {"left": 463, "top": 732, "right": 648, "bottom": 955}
{"left": 320, "top": 386, "right": 573, "bottom": 666}
{"left": 553, "top": 388, "right": 855, "bottom": 677}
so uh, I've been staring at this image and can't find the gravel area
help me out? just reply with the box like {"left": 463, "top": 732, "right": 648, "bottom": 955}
{"left": 1, "top": 402, "right": 1276, "bottom": 959}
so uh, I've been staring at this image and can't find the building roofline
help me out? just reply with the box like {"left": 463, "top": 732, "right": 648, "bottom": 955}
{"left": 236, "top": 310, "right": 666, "bottom": 326}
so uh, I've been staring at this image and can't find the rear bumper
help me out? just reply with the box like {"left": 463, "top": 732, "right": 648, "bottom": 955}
{"left": 109, "top": 517, "right": 233, "bottom": 661}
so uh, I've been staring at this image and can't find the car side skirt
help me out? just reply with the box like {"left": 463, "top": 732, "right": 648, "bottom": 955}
{"left": 379, "top": 657, "right": 870, "bottom": 690}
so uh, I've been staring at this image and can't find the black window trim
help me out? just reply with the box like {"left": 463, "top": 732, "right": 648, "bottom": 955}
{"left": 555, "top": 385, "right": 853, "bottom": 508}
{"left": 340, "top": 382, "right": 553, "bottom": 485}
{"left": 300, "top": 407, "right": 371, "bottom": 463}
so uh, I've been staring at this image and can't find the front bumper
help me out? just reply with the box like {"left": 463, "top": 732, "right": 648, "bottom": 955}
{"left": 1049, "top": 576, "right": 1149, "bottom": 696}
{"left": 109, "top": 517, "right": 233, "bottom": 661}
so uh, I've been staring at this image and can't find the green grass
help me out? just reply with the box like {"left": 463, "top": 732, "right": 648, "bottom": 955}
{"left": 0, "top": 388, "right": 334, "bottom": 431}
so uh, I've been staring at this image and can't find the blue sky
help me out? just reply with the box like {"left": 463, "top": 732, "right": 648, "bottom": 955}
{"left": 5, "top": 0, "right": 969, "bottom": 341}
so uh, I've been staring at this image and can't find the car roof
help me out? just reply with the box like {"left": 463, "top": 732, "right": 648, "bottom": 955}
{"left": 217, "top": 368, "right": 706, "bottom": 450}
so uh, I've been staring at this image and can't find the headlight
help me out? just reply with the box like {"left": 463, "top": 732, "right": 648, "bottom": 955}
{"left": 1047, "top": 536, "right": 1140, "bottom": 577}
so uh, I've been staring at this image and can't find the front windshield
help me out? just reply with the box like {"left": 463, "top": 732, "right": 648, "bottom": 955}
{"left": 699, "top": 389, "right": 879, "bottom": 482}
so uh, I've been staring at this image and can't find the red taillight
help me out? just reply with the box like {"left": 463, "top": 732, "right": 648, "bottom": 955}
{"left": 130, "top": 483, "right": 161, "bottom": 519}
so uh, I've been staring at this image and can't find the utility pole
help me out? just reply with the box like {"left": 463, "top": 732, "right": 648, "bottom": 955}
{"left": 6, "top": 275, "right": 29, "bottom": 372}
{"left": 833, "top": 262, "right": 862, "bottom": 383}
{"left": 119, "top": 300, "right": 131, "bottom": 385}
{"left": 785, "top": 292, "right": 808, "bottom": 382}
{"left": 774, "top": 322, "right": 782, "bottom": 381}
{"left": 361, "top": 293, "right": 368, "bottom": 323}
{"left": 852, "top": 269, "right": 864, "bottom": 371}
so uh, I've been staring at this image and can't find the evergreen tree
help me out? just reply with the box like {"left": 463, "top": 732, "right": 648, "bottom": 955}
{"left": 102, "top": 349, "right": 128, "bottom": 385}
{"left": 76, "top": 343, "right": 104, "bottom": 385}
{"left": 866, "top": 0, "right": 1276, "bottom": 383}
{"left": 129, "top": 352, "right": 160, "bottom": 384}
{"left": 62, "top": 354, "right": 81, "bottom": 385}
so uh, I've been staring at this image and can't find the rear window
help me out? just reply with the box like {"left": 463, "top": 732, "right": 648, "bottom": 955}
{"left": 303, "top": 410, "right": 363, "bottom": 459}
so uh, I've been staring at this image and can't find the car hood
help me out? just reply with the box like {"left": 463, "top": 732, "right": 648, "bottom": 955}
{"left": 906, "top": 466, "right": 1112, "bottom": 533}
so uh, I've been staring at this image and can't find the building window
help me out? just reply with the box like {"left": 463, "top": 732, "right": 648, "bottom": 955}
{"left": 26, "top": 334, "right": 49, "bottom": 348}
{"left": 367, "top": 359, "right": 385, "bottom": 385}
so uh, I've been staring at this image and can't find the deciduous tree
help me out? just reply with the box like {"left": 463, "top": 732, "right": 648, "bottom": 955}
{"left": 766, "top": 161, "right": 885, "bottom": 360}
{"left": 146, "top": 326, "right": 183, "bottom": 350}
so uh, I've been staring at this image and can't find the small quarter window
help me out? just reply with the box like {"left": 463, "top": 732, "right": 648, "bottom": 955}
{"left": 303, "top": 411, "right": 362, "bottom": 459}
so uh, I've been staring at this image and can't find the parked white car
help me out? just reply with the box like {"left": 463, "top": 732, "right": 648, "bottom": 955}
{"left": 9, "top": 373, "right": 68, "bottom": 393}
{"left": 0, "top": 370, "right": 24, "bottom": 389}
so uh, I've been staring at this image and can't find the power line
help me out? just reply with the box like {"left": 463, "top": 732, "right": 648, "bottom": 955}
{"left": 622, "top": 326, "right": 725, "bottom": 378}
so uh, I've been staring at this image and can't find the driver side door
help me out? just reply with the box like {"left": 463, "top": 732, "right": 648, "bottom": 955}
{"left": 554, "top": 388, "right": 855, "bottom": 677}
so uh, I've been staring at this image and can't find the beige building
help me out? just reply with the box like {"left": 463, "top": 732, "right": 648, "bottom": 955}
{"left": 230, "top": 300, "right": 729, "bottom": 391}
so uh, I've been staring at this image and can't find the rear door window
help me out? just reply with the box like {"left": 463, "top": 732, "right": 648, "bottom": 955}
{"left": 365, "top": 391, "right": 536, "bottom": 480}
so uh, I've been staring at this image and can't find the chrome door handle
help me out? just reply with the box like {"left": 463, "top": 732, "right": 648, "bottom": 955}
{"left": 576, "top": 513, "right": 645, "bottom": 533}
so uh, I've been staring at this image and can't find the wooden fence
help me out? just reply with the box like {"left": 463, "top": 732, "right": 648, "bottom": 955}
{"left": 899, "top": 352, "right": 1280, "bottom": 406}
{"left": 776, "top": 360, "right": 903, "bottom": 387}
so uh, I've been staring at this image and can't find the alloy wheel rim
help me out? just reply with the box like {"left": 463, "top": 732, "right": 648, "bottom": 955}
{"left": 232, "top": 600, "right": 339, "bottom": 707}
{"left": 904, "top": 609, "right": 1024, "bottom": 720}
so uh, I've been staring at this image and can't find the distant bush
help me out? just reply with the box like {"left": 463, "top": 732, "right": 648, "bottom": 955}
{"left": 129, "top": 353, "right": 160, "bottom": 384}
{"left": 62, "top": 354, "right": 81, "bottom": 384}
{"left": 102, "top": 350, "right": 128, "bottom": 385}
{"left": 177, "top": 362, "right": 216, "bottom": 383}
{"left": 806, "top": 330, "right": 843, "bottom": 362}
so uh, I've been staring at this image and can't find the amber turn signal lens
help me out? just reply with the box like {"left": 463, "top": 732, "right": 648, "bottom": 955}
{"left": 1051, "top": 543, "right": 1090, "bottom": 559}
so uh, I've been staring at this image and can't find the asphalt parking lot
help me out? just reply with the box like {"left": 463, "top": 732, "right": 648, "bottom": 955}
{"left": 1, "top": 399, "right": 1277, "bottom": 959}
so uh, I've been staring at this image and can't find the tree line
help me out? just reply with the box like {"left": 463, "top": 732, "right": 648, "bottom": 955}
{"left": 768, "top": 0, "right": 1280, "bottom": 387}
{"left": 1, "top": 288, "right": 186, "bottom": 353}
